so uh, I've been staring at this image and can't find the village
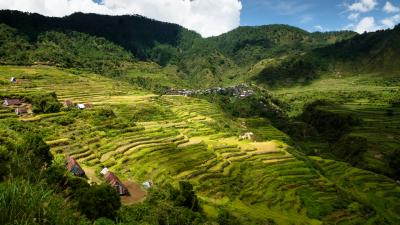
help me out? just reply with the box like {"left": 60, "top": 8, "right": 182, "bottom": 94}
{"left": 2, "top": 76, "right": 258, "bottom": 201}
{"left": 165, "top": 84, "right": 256, "bottom": 98}
{"left": 3, "top": 76, "right": 152, "bottom": 198}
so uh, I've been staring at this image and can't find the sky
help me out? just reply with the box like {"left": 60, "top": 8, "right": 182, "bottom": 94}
{"left": 0, "top": 0, "right": 399, "bottom": 37}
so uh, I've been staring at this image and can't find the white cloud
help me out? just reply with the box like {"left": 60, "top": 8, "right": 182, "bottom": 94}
{"left": 0, "top": 0, "right": 242, "bottom": 37}
{"left": 348, "top": 12, "right": 360, "bottom": 20}
{"left": 383, "top": 1, "right": 400, "bottom": 13}
{"left": 348, "top": 0, "right": 378, "bottom": 13}
{"left": 314, "top": 25, "right": 324, "bottom": 31}
{"left": 381, "top": 14, "right": 400, "bottom": 27}
{"left": 354, "top": 16, "right": 381, "bottom": 33}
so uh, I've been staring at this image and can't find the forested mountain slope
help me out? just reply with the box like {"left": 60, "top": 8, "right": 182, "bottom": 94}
{"left": 0, "top": 10, "right": 357, "bottom": 87}
{"left": 208, "top": 25, "right": 356, "bottom": 66}
{"left": 0, "top": 10, "right": 200, "bottom": 61}
{"left": 255, "top": 24, "right": 400, "bottom": 86}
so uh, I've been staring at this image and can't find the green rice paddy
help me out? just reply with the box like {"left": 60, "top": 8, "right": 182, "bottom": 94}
{"left": 1, "top": 66, "right": 399, "bottom": 224}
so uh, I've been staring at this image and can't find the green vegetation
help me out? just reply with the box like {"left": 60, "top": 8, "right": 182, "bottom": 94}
{"left": 0, "top": 9, "right": 399, "bottom": 225}
{"left": 0, "top": 10, "right": 358, "bottom": 88}
{"left": 255, "top": 25, "right": 400, "bottom": 86}
{"left": 1, "top": 66, "right": 399, "bottom": 224}
{"left": 271, "top": 73, "right": 400, "bottom": 179}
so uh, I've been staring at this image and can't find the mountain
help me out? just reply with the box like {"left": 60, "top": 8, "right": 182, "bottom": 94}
{"left": 1, "top": 9, "right": 400, "bottom": 225}
{"left": 0, "top": 10, "right": 357, "bottom": 87}
{"left": 0, "top": 10, "right": 200, "bottom": 61}
{"left": 255, "top": 24, "right": 400, "bottom": 85}
{"left": 208, "top": 25, "right": 356, "bottom": 66}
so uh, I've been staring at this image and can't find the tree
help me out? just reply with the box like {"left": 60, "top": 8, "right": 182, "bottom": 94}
{"left": 175, "top": 181, "right": 200, "bottom": 212}
{"left": 19, "top": 133, "right": 53, "bottom": 169}
{"left": 75, "top": 184, "right": 121, "bottom": 220}
{"left": 0, "top": 146, "right": 9, "bottom": 181}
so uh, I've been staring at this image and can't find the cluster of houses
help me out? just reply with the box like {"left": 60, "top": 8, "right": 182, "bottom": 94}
{"left": 239, "top": 132, "right": 255, "bottom": 140}
{"left": 2, "top": 98, "right": 31, "bottom": 116}
{"left": 165, "top": 84, "right": 255, "bottom": 99}
{"left": 66, "top": 155, "right": 153, "bottom": 196}
{"left": 66, "top": 156, "right": 129, "bottom": 195}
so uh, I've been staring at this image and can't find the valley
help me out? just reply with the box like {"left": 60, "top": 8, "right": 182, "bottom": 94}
{"left": 1, "top": 65, "right": 399, "bottom": 224}
{"left": 0, "top": 9, "right": 399, "bottom": 225}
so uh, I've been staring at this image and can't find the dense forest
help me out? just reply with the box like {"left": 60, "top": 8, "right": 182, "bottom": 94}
{"left": 256, "top": 24, "right": 400, "bottom": 85}
{"left": 0, "top": 10, "right": 363, "bottom": 87}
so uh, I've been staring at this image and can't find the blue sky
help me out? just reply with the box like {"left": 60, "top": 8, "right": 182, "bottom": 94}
{"left": 240, "top": 0, "right": 400, "bottom": 32}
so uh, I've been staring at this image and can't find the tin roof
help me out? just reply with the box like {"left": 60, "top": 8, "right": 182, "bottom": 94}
{"left": 4, "top": 99, "right": 22, "bottom": 105}
{"left": 104, "top": 171, "right": 129, "bottom": 195}
{"left": 66, "top": 156, "right": 85, "bottom": 177}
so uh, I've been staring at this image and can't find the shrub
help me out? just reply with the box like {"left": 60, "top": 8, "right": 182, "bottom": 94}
{"left": 25, "top": 92, "right": 62, "bottom": 114}
{"left": 0, "top": 146, "right": 10, "bottom": 181}
{"left": 217, "top": 209, "right": 240, "bottom": 225}
{"left": 0, "top": 179, "right": 89, "bottom": 225}
{"left": 55, "top": 115, "right": 75, "bottom": 125}
{"left": 74, "top": 184, "right": 121, "bottom": 220}
{"left": 97, "top": 107, "right": 116, "bottom": 118}
{"left": 175, "top": 181, "right": 200, "bottom": 212}
{"left": 18, "top": 133, "right": 53, "bottom": 168}
{"left": 300, "top": 101, "right": 360, "bottom": 141}
{"left": 331, "top": 135, "right": 368, "bottom": 165}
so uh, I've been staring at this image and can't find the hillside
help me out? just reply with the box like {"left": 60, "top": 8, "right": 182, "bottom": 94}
{"left": 1, "top": 65, "right": 400, "bottom": 224}
{"left": 0, "top": 10, "right": 357, "bottom": 87}
{"left": 0, "top": 10, "right": 200, "bottom": 61}
{"left": 0, "top": 9, "right": 400, "bottom": 225}
{"left": 255, "top": 25, "right": 400, "bottom": 86}
{"left": 208, "top": 25, "right": 356, "bottom": 66}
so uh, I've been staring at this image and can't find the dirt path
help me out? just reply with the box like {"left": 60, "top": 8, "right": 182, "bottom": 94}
{"left": 121, "top": 180, "right": 147, "bottom": 205}
{"left": 82, "top": 166, "right": 101, "bottom": 184}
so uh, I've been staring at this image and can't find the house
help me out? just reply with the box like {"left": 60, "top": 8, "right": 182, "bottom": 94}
{"left": 3, "top": 99, "right": 22, "bottom": 106}
{"left": 142, "top": 180, "right": 153, "bottom": 189}
{"left": 66, "top": 156, "right": 85, "bottom": 177}
{"left": 77, "top": 103, "right": 93, "bottom": 109}
{"left": 10, "top": 77, "right": 16, "bottom": 83}
{"left": 15, "top": 107, "right": 28, "bottom": 115}
{"left": 83, "top": 103, "right": 93, "bottom": 109}
{"left": 240, "top": 132, "right": 254, "bottom": 140}
{"left": 77, "top": 104, "right": 85, "bottom": 109}
{"left": 63, "top": 100, "right": 74, "bottom": 108}
{"left": 101, "top": 168, "right": 129, "bottom": 196}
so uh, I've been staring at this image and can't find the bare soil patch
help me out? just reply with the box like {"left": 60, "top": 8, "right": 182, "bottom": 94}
{"left": 121, "top": 180, "right": 147, "bottom": 205}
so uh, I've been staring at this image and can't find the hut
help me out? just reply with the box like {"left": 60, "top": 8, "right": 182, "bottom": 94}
{"left": 240, "top": 132, "right": 254, "bottom": 140}
{"left": 83, "top": 103, "right": 93, "bottom": 109}
{"left": 100, "top": 168, "right": 129, "bottom": 196}
{"left": 142, "top": 180, "right": 153, "bottom": 189}
{"left": 77, "top": 103, "right": 93, "bottom": 110}
{"left": 77, "top": 103, "right": 85, "bottom": 109}
{"left": 15, "top": 107, "right": 28, "bottom": 115}
{"left": 3, "top": 99, "right": 22, "bottom": 106}
{"left": 66, "top": 156, "right": 85, "bottom": 177}
{"left": 63, "top": 100, "right": 74, "bottom": 108}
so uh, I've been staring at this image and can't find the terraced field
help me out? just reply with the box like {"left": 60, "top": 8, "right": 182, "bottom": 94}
{"left": 272, "top": 73, "right": 400, "bottom": 179}
{"left": 1, "top": 66, "right": 400, "bottom": 224}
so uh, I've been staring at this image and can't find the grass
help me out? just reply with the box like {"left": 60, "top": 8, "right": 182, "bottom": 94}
{"left": 271, "top": 72, "right": 400, "bottom": 178}
{"left": 1, "top": 65, "right": 399, "bottom": 224}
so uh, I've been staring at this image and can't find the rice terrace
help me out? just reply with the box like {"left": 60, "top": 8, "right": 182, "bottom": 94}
{"left": 0, "top": 1, "right": 400, "bottom": 225}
